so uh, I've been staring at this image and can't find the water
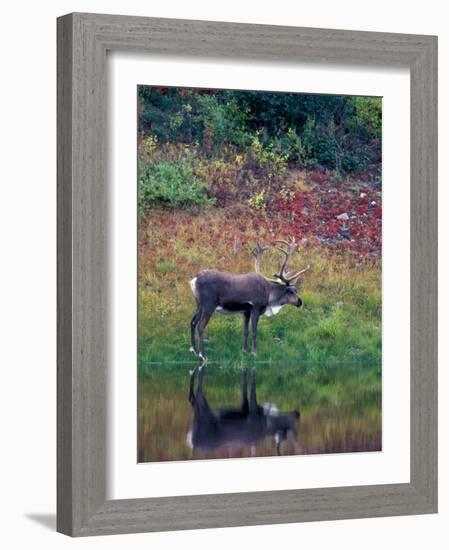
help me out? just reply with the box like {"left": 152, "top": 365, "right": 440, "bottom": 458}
{"left": 138, "top": 361, "right": 381, "bottom": 463}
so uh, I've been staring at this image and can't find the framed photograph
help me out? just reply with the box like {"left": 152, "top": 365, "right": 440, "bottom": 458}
{"left": 136, "top": 84, "right": 383, "bottom": 464}
{"left": 57, "top": 13, "right": 437, "bottom": 536}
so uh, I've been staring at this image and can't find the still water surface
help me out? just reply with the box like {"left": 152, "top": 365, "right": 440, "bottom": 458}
{"left": 138, "top": 361, "right": 381, "bottom": 463}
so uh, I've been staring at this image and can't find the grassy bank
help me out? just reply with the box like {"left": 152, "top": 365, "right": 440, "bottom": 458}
{"left": 138, "top": 206, "right": 381, "bottom": 367}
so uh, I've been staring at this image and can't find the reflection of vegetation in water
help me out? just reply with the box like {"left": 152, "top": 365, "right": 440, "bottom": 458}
{"left": 138, "top": 361, "right": 381, "bottom": 463}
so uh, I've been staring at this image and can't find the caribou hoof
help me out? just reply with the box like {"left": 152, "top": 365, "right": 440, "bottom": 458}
{"left": 198, "top": 352, "right": 206, "bottom": 363}
{"left": 189, "top": 367, "right": 196, "bottom": 376}
{"left": 189, "top": 346, "right": 197, "bottom": 355}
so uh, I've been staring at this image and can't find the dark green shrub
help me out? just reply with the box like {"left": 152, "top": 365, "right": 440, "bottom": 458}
{"left": 138, "top": 158, "right": 213, "bottom": 212}
{"left": 138, "top": 86, "right": 382, "bottom": 177}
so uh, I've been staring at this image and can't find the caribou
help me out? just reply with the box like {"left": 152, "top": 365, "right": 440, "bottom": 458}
{"left": 189, "top": 237, "right": 310, "bottom": 359}
{"left": 187, "top": 366, "right": 300, "bottom": 457}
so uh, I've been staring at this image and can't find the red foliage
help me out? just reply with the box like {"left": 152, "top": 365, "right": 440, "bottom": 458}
{"left": 140, "top": 173, "right": 382, "bottom": 265}
{"left": 309, "top": 170, "right": 329, "bottom": 184}
{"left": 270, "top": 179, "right": 381, "bottom": 258}
{"left": 207, "top": 184, "right": 230, "bottom": 207}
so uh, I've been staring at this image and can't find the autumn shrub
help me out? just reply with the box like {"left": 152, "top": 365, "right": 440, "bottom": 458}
{"left": 194, "top": 157, "right": 242, "bottom": 206}
{"left": 246, "top": 131, "right": 288, "bottom": 183}
{"left": 247, "top": 189, "right": 267, "bottom": 212}
{"left": 273, "top": 127, "right": 306, "bottom": 163}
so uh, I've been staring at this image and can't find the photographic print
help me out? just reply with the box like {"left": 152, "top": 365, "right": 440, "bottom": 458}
{"left": 137, "top": 86, "right": 382, "bottom": 462}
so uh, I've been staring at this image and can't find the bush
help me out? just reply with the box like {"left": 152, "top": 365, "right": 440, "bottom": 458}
{"left": 137, "top": 87, "right": 382, "bottom": 182}
{"left": 247, "top": 189, "right": 267, "bottom": 211}
{"left": 196, "top": 94, "right": 251, "bottom": 152}
{"left": 247, "top": 131, "right": 288, "bottom": 182}
{"left": 138, "top": 158, "right": 213, "bottom": 212}
{"left": 274, "top": 127, "right": 306, "bottom": 163}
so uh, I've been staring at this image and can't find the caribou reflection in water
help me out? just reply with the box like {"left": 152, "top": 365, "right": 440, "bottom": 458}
{"left": 187, "top": 366, "right": 300, "bottom": 457}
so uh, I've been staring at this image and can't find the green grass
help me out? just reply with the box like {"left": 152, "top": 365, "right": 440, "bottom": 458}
{"left": 138, "top": 253, "right": 381, "bottom": 367}
{"left": 138, "top": 209, "right": 381, "bottom": 370}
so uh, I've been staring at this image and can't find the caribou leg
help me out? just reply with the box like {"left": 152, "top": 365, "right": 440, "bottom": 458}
{"left": 190, "top": 309, "right": 200, "bottom": 354}
{"left": 251, "top": 309, "right": 261, "bottom": 354}
{"left": 193, "top": 364, "right": 211, "bottom": 413}
{"left": 196, "top": 363, "right": 211, "bottom": 412}
{"left": 197, "top": 307, "right": 214, "bottom": 361}
{"left": 242, "top": 310, "right": 251, "bottom": 352}
{"left": 240, "top": 369, "right": 249, "bottom": 415}
{"left": 249, "top": 368, "right": 258, "bottom": 414}
{"left": 188, "top": 367, "right": 196, "bottom": 405}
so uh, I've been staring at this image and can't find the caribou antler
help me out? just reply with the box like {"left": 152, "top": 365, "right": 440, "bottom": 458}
{"left": 252, "top": 237, "right": 310, "bottom": 284}
{"left": 251, "top": 241, "right": 269, "bottom": 274}
{"left": 275, "top": 237, "right": 298, "bottom": 281}
{"left": 274, "top": 236, "right": 310, "bottom": 284}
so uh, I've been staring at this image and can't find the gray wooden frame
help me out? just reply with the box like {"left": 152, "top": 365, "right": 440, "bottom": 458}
{"left": 57, "top": 12, "right": 438, "bottom": 537}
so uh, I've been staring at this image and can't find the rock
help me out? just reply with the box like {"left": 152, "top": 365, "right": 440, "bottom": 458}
{"left": 336, "top": 212, "right": 349, "bottom": 220}
{"left": 340, "top": 226, "right": 351, "bottom": 240}
{"left": 312, "top": 163, "right": 327, "bottom": 174}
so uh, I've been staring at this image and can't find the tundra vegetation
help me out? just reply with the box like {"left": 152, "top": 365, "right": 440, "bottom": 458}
{"left": 137, "top": 87, "right": 382, "bottom": 461}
